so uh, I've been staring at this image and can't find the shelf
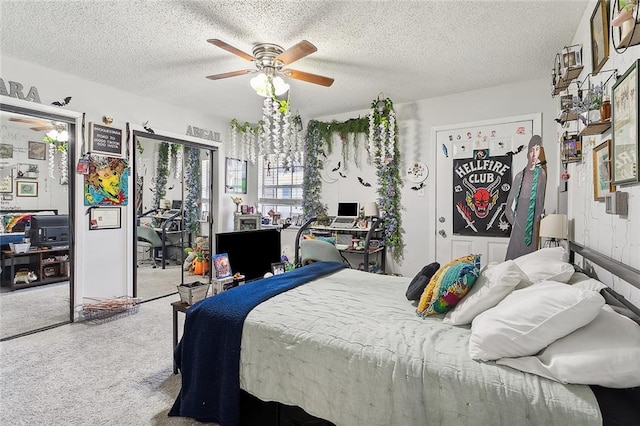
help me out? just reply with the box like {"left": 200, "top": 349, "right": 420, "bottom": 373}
{"left": 552, "top": 66, "right": 584, "bottom": 96}
{"left": 578, "top": 120, "right": 611, "bottom": 137}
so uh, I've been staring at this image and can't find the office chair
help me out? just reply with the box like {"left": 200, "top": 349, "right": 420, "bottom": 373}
{"left": 137, "top": 225, "right": 163, "bottom": 268}
{"left": 300, "top": 239, "right": 349, "bottom": 266}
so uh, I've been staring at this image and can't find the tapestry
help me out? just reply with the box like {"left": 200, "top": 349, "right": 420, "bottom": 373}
{"left": 452, "top": 154, "right": 512, "bottom": 236}
{"left": 84, "top": 155, "right": 129, "bottom": 206}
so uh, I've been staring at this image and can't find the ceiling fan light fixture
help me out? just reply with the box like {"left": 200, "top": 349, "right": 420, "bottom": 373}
{"left": 250, "top": 73, "right": 289, "bottom": 97}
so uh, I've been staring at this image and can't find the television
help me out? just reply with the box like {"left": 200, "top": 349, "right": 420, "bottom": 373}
{"left": 28, "top": 214, "right": 70, "bottom": 248}
{"left": 337, "top": 202, "right": 359, "bottom": 217}
{"left": 172, "top": 199, "right": 182, "bottom": 210}
{"left": 215, "top": 229, "right": 281, "bottom": 282}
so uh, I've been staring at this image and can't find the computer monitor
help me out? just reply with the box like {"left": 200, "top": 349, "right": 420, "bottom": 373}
{"left": 337, "top": 202, "right": 359, "bottom": 217}
{"left": 171, "top": 200, "right": 182, "bottom": 210}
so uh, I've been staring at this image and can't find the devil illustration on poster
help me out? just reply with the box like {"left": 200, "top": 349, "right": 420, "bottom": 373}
{"left": 452, "top": 153, "right": 512, "bottom": 237}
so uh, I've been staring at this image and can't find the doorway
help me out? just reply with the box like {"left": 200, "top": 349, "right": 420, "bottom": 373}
{"left": 432, "top": 114, "right": 541, "bottom": 265}
{"left": 131, "top": 128, "right": 217, "bottom": 301}
{"left": 0, "top": 100, "right": 78, "bottom": 341}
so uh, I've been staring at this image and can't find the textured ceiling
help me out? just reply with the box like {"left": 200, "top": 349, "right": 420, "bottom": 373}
{"left": 0, "top": 0, "right": 589, "bottom": 122}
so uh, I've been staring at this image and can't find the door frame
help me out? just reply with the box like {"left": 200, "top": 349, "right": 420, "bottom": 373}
{"left": 129, "top": 124, "right": 220, "bottom": 298}
{"left": 1, "top": 96, "right": 81, "bottom": 326}
{"left": 430, "top": 113, "right": 542, "bottom": 263}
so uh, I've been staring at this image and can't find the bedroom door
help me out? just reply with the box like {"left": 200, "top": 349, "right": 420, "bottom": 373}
{"left": 433, "top": 114, "right": 540, "bottom": 266}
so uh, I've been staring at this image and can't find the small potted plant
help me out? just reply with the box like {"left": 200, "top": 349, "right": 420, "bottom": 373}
{"left": 579, "top": 83, "right": 604, "bottom": 123}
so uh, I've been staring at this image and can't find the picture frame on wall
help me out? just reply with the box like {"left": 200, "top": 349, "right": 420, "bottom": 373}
{"left": 0, "top": 143, "right": 14, "bottom": 159}
{"left": 89, "top": 207, "right": 121, "bottom": 230}
{"left": 590, "top": 0, "right": 609, "bottom": 74}
{"left": 225, "top": 157, "right": 247, "bottom": 194}
{"left": 16, "top": 181, "right": 38, "bottom": 197}
{"left": 0, "top": 175, "right": 12, "bottom": 193}
{"left": 592, "top": 140, "right": 615, "bottom": 201}
{"left": 611, "top": 59, "right": 639, "bottom": 185}
{"left": 27, "top": 141, "right": 47, "bottom": 160}
{"left": 561, "top": 134, "right": 582, "bottom": 163}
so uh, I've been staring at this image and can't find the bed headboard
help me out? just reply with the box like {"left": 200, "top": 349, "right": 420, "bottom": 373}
{"left": 569, "top": 241, "right": 640, "bottom": 318}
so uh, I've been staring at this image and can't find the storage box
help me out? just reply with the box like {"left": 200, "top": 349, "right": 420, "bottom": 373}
{"left": 177, "top": 282, "right": 210, "bottom": 305}
{"left": 9, "top": 242, "right": 31, "bottom": 254}
{"left": 212, "top": 276, "right": 235, "bottom": 295}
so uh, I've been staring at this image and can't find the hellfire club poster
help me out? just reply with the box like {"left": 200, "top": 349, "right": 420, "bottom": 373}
{"left": 452, "top": 154, "right": 512, "bottom": 237}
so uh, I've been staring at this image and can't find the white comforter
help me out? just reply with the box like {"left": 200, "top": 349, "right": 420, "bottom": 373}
{"left": 240, "top": 268, "right": 601, "bottom": 426}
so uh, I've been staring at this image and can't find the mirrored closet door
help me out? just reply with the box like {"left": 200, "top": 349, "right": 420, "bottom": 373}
{"left": 0, "top": 104, "right": 76, "bottom": 340}
{"left": 133, "top": 130, "right": 215, "bottom": 301}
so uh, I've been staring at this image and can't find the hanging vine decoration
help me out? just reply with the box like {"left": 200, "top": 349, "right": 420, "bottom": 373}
{"left": 302, "top": 120, "right": 328, "bottom": 220}
{"left": 302, "top": 98, "right": 404, "bottom": 263}
{"left": 42, "top": 134, "right": 69, "bottom": 181}
{"left": 151, "top": 142, "right": 169, "bottom": 209}
{"left": 183, "top": 147, "right": 201, "bottom": 235}
{"left": 369, "top": 96, "right": 404, "bottom": 263}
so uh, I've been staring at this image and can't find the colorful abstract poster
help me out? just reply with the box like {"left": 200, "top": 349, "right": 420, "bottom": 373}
{"left": 84, "top": 156, "right": 129, "bottom": 206}
{"left": 452, "top": 155, "right": 512, "bottom": 237}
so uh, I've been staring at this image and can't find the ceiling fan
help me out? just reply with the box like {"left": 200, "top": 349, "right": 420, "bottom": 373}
{"left": 206, "top": 39, "right": 334, "bottom": 88}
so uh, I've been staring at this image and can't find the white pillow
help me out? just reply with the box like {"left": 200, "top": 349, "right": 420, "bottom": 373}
{"left": 512, "top": 247, "right": 574, "bottom": 284}
{"left": 571, "top": 277, "right": 607, "bottom": 292}
{"left": 469, "top": 281, "right": 605, "bottom": 361}
{"left": 565, "top": 271, "right": 590, "bottom": 284}
{"left": 443, "top": 260, "right": 529, "bottom": 325}
{"left": 497, "top": 306, "right": 640, "bottom": 388}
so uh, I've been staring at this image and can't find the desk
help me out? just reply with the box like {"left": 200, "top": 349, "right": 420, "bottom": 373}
{"left": 172, "top": 301, "right": 189, "bottom": 374}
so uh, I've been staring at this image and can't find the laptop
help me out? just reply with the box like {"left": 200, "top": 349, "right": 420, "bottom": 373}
{"left": 331, "top": 202, "right": 358, "bottom": 228}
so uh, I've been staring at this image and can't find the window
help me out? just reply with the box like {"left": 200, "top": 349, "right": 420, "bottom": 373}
{"left": 258, "top": 154, "right": 303, "bottom": 219}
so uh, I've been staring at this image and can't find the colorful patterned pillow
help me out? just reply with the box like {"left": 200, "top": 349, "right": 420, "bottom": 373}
{"left": 417, "top": 254, "right": 481, "bottom": 316}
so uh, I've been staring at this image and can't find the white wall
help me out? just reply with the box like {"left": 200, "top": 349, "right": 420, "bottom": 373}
{"left": 565, "top": 1, "right": 640, "bottom": 306}
{"left": 316, "top": 77, "right": 559, "bottom": 277}
{"left": 313, "top": 0, "right": 639, "bottom": 308}
{"left": 2, "top": 56, "right": 230, "bottom": 312}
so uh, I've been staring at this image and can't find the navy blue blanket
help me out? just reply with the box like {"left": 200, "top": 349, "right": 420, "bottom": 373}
{"left": 169, "top": 261, "right": 347, "bottom": 425}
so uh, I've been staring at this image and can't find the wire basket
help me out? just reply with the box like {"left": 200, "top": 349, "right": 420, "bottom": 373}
{"left": 82, "top": 296, "right": 141, "bottom": 324}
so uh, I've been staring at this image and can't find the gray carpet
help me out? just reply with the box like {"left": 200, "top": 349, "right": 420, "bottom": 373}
{"left": 0, "top": 295, "right": 218, "bottom": 425}
{"left": 0, "top": 265, "right": 200, "bottom": 340}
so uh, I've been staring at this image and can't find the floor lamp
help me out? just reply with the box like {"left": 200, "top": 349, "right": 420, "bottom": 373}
{"left": 538, "top": 214, "right": 568, "bottom": 248}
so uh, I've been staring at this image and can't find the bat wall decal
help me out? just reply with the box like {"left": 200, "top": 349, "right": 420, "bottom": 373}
{"left": 143, "top": 121, "right": 155, "bottom": 134}
{"left": 410, "top": 182, "right": 424, "bottom": 190}
{"left": 332, "top": 161, "right": 341, "bottom": 172}
{"left": 52, "top": 96, "right": 72, "bottom": 107}
{"left": 358, "top": 176, "right": 371, "bottom": 187}
{"left": 508, "top": 145, "right": 524, "bottom": 156}
{"left": 338, "top": 171, "right": 347, "bottom": 178}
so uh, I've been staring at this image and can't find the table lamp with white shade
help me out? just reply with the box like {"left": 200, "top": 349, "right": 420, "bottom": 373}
{"left": 538, "top": 214, "right": 568, "bottom": 248}
{"left": 364, "top": 202, "right": 379, "bottom": 218}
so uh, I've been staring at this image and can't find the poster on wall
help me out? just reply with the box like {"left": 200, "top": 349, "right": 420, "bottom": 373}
{"left": 84, "top": 155, "right": 129, "bottom": 206}
{"left": 89, "top": 123, "right": 123, "bottom": 157}
{"left": 452, "top": 154, "right": 512, "bottom": 237}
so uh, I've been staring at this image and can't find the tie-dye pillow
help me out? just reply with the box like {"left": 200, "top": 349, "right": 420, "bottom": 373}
{"left": 417, "top": 254, "right": 481, "bottom": 316}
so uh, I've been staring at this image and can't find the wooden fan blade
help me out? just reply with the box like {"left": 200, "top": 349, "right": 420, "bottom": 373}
{"left": 275, "top": 40, "right": 317, "bottom": 65}
{"left": 282, "top": 69, "right": 334, "bottom": 87}
{"left": 207, "top": 39, "right": 254, "bottom": 62}
{"left": 9, "top": 117, "right": 48, "bottom": 126}
{"left": 206, "top": 69, "right": 255, "bottom": 80}
{"left": 31, "top": 125, "right": 53, "bottom": 131}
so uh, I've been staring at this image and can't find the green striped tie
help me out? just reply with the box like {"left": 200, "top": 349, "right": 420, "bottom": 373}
{"left": 524, "top": 167, "right": 539, "bottom": 246}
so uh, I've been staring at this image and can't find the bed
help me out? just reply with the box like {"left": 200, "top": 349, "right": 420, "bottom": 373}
{"left": 170, "top": 244, "right": 640, "bottom": 425}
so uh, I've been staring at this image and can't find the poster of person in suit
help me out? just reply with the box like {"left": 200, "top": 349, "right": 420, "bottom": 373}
{"left": 504, "top": 135, "right": 547, "bottom": 260}
{"left": 452, "top": 152, "right": 512, "bottom": 237}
